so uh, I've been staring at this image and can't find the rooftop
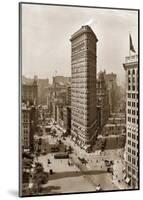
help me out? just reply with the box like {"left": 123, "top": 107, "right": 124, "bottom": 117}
{"left": 70, "top": 25, "right": 98, "bottom": 42}
{"left": 125, "top": 54, "right": 138, "bottom": 64}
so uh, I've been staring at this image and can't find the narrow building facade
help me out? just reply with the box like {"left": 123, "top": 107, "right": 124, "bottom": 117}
{"left": 70, "top": 25, "right": 98, "bottom": 148}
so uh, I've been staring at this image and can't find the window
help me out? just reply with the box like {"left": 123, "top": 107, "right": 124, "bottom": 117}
{"left": 128, "top": 155, "right": 131, "bottom": 162}
{"left": 132, "top": 69, "right": 135, "bottom": 75}
{"left": 132, "top": 168, "right": 135, "bottom": 175}
{"left": 132, "top": 142, "right": 136, "bottom": 148}
{"left": 132, "top": 118, "right": 135, "bottom": 123}
{"left": 132, "top": 150, "right": 136, "bottom": 156}
{"left": 128, "top": 166, "right": 131, "bottom": 172}
{"left": 128, "top": 117, "right": 131, "bottom": 122}
{"left": 128, "top": 70, "right": 130, "bottom": 75}
{"left": 128, "top": 147, "right": 131, "bottom": 153}
{"left": 132, "top": 134, "right": 136, "bottom": 140}
{"left": 133, "top": 77, "right": 135, "bottom": 83}
{"left": 128, "top": 109, "right": 131, "bottom": 114}
{"left": 132, "top": 110, "right": 135, "bottom": 115}
{"left": 128, "top": 132, "right": 131, "bottom": 137}
{"left": 128, "top": 140, "right": 131, "bottom": 145}
{"left": 132, "top": 158, "right": 136, "bottom": 165}
{"left": 128, "top": 85, "right": 131, "bottom": 90}
{"left": 128, "top": 77, "right": 131, "bottom": 83}
{"left": 132, "top": 85, "right": 135, "bottom": 91}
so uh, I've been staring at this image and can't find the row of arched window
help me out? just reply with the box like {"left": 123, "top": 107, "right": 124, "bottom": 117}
{"left": 128, "top": 69, "right": 138, "bottom": 75}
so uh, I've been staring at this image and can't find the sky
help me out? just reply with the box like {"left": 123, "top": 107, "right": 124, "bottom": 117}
{"left": 21, "top": 4, "right": 138, "bottom": 85}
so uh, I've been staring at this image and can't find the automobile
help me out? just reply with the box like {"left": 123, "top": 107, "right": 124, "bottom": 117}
{"left": 67, "top": 146, "right": 73, "bottom": 153}
{"left": 50, "top": 147, "right": 59, "bottom": 152}
{"left": 107, "top": 167, "right": 113, "bottom": 173}
{"left": 41, "top": 151, "right": 47, "bottom": 155}
{"left": 58, "top": 139, "right": 62, "bottom": 144}
{"left": 78, "top": 157, "right": 87, "bottom": 164}
{"left": 104, "top": 160, "right": 110, "bottom": 165}
{"left": 85, "top": 146, "right": 92, "bottom": 153}
{"left": 47, "top": 159, "right": 51, "bottom": 164}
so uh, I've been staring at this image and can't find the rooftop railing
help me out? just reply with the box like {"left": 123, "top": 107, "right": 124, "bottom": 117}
{"left": 125, "top": 54, "right": 138, "bottom": 63}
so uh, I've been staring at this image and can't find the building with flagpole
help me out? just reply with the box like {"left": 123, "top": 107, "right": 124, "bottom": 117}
{"left": 123, "top": 34, "right": 139, "bottom": 188}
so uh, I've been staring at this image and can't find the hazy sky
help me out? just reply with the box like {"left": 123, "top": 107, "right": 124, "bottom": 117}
{"left": 22, "top": 4, "right": 138, "bottom": 84}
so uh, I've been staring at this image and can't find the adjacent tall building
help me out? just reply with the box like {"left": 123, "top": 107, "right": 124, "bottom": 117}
{"left": 22, "top": 104, "right": 31, "bottom": 150}
{"left": 21, "top": 103, "right": 37, "bottom": 152}
{"left": 70, "top": 25, "right": 98, "bottom": 148}
{"left": 104, "top": 73, "right": 118, "bottom": 113}
{"left": 96, "top": 71, "right": 110, "bottom": 129}
{"left": 22, "top": 76, "right": 38, "bottom": 106}
{"left": 123, "top": 54, "right": 139, "bottom": 188}
{"left": 37, "top": 78, "right": 49, "bottom": 105}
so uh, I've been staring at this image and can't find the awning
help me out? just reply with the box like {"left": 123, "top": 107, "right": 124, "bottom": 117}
{"left": 125, "top": 177, "right": 131, "bottom": 184}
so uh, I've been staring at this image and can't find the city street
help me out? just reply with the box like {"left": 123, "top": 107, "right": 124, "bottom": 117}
{"left": 37, "top": 151, "right": 117, "bottom": 194}
{"left": 34, "top": 124, "right": 123, "bottom": 194}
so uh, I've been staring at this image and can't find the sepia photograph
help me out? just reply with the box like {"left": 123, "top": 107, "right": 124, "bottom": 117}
{"left": 19, "top": 2, "right": 139, "bottom": 197}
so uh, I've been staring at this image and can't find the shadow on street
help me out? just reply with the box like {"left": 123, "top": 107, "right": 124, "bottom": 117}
{"left": 48, "top": 170, "right": 107, "bottom": 180}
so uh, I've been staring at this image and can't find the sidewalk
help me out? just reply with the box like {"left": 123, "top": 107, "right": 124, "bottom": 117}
{"left": 112, "top": 160, "right": 129, "bottom": 190}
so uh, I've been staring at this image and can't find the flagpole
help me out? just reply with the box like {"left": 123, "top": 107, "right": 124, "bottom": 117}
{"left": 129, "top": 32, "right": 136, "bottom": 56}
{"left": 129, "top": 32, "right": 131, "bottom": 57}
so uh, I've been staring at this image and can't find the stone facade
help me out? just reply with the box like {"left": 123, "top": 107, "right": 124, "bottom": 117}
{"left": 123, "top": 54, "right": 139, "bottom": 188}
{"left": 96, "top": 71, "right": 110, "bottom": 129}
{"left": 22, "top": 76, "right": 38, "bottom": 106}
{"left": 70, "top": 25, "right": 98, "bottom": 147}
